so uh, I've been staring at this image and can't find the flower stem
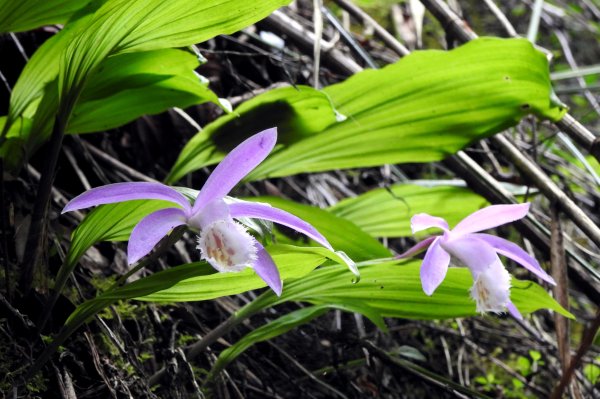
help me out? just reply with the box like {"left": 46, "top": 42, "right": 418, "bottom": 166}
{"left": 20, "top": 115, "right": 67, "bottom": 295}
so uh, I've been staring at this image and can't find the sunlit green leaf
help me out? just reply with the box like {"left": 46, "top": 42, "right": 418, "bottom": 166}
{"left": 68, "top": 49, "right": 221, "bottom": 133}
{"left": 138, "top": 245, "right": 341, "bottom": 303}
{"left": 58, "top": 0, "right": 290, "bottom": 114}
{"left": 166, "top": 85, "right": 338, "bottom": 183}
{"left": 1, "top": 10, "right": 95, "bottom": 141}
{"left": 167, "top": 38, "right": 566, "bottom": 182}
{"left": 1, "top": 0, "right": 289, "bottom": 169}
{"left": 328, "top": 184, "right": 488, "bottom": 237}
{"left": 144, "top": 260, "right": 572, "bottom": 319}
{"left": 0, "top": 0, "right": 89, "bottom": 33}
{"left": 249, "top": 196, "right": 391, "bottom": 261}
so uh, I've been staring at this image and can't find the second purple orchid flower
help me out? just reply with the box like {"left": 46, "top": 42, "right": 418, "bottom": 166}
{"left": 399, "top": 203, "right": 556, "bottom": 319}
{"left": 63, "top": 128, "right": 354, "bottom": 296}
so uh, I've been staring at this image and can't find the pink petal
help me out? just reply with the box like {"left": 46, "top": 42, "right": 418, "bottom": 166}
{"left": 63, "top": 182, "right": 191, "bottom": 214}
{"left": 228, "top": 200, "right": 333, "bottom": 250}
{"left": 127, "top": 208, "right": 187, "bottom": 265}
{"left": 411, "top": 213, "right": 449, "bottom": 234}
{"left": 474, "top": 233, "right": 556, "bottom": 285}
{"left": 253, "top": 242, "right": 282, "bottom": 296}
{"left": 420, "top": 237, "right": 451, "bottom": 296}
{"left": 396, "top": 235, "right": 437, "bottom": 259}
{"left": 192, "top": 128, "right": 277, "bottom": 214}
{"left": 452, "top": 203, "right": 530, "bottom": 235}
{"left": 439, "top": 234, "right": 499, "bottom": 277}
{"left": 506, "top": 301, "right": 523, "bottom": 320}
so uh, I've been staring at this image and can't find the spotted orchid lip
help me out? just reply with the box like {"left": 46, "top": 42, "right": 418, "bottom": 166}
{"left": 197, "top": 220, "right": 258, "bottom": 273}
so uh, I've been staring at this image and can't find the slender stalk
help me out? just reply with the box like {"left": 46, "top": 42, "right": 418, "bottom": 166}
{"left": 19, "top": 116, "right": 67, "bottom": 295}
{"left": 492, "top": 134, "right": 600, "bottom": 249}
{"left": 551, "top": 309, "right": 600, "bottom": 399}
{"left": 147, "top": 303, "right": 260, "bottom": 386}
{"left": 526, "top": 0, "right": 545, "bottom": 43}
{"left": 332, "top": 0, "right": 410, "bottom": 57}
{"left": 39, "top": 227, "right": 186, "bottom": 331}
{"left": 361, "top": 339, "right": 493, "bottom": 399}
{"left": 550, "top": 205, "right": 574, "bottom": 390}
{"left": 482, "top": 0, "right": 518, "bottom": 37}
{"left": 1, "top": 159, "right": 10, "bottom": 300}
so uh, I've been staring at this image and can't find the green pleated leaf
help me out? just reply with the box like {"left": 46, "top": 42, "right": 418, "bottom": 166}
{"left": 143, "top": 260, "right": 571, "bottom": 319}
{"left": 166, "top": 86, "right": 338, "bottom": 183}
{"left": 58, "top": 0, "right": 290, "bottom": 113}
{"left": 248, "top": 196, "right": 392, "bottom": 261}
{"left": 0, "top": 0, "right": 89, "bottom": 33}
{"left": 167, "top": 38, "right": 566, "bottom": 182}
{"left": 328, "top": 184, "right": 488, "bottom": 238}
{"left": 138, "top": 245, "right": 344, "bottom": 303}
{"left": 3, "top": 48, "right": 222, "bottom": 169}
{"left": 1, "top": 10, "right": 94, "bottom": 140}
{"left": 276, "top": 262, "right": 573, "bottom": 319}
{"left": 68, "top": 49, "right": 221, "bottom": 133}
{"left": 1, "top": 0, "right": 288, "bottom": 169}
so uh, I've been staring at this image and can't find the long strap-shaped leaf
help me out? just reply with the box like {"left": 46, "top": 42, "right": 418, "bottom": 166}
{"left": 0, "top": 0, "right": 88, "bottom": 33}
{"left": 166, "top": 38, "right": 566, "bottom": 183}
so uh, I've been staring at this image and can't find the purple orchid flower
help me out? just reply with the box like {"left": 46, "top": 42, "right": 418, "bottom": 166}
{"left": 398, "top": 203, "right": 556, "bottom": 319}
{"left": 62, "top": 128, "right": 344, "bottom": 296}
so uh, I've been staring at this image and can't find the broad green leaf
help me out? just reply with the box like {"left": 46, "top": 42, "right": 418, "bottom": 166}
{"left": 139, "top": 245, "right": 341, "bottom": 302}
{"left": 328, "top": 184, "right": 488, "bottom": 237}
{"left": 249, "top": 196, "right": 391, "bottom": 261}
{"left": 1, "top": 10, "right": 95, "bottom": 139}
{"left": 144, "top": 260, "right": 572, "bottom": 319}
{"left": 68, "top": 49, "right": 221, "bottom": 133}
{"left": 3, "top": 49, "right": 222, "bottom": 169}
{"left": 58, "top": 0, "right": 290, "bottom": 113}
{"left": 274, "top": 262, "right": 573, "bottom": 319}
{"left": 167, "top": 38, "right": 566, "bottom": 182}
{"left": 166, "top": 86, "right": 338, "bottom": 183}
{"left": 0, "top": 0, "right": 89, "bottom": 33}
{"left": 1, "top": 0, "right": 288, "bottom": 169}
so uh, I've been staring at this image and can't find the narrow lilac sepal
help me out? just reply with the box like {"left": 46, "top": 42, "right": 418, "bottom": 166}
{"left": 193, "top": 128, "right": 277, "bottom": 213}
{"left": 253, "top": 242, "right": 282, "bottom": 296}
{"left": 228, "top": 201, "right": 333, "bottom": 250}
{"left": 62, "top": 182, "right": 191, "bottom": 214}
{"left": 127, "top": 208, "right": 187, "bottom": 265}
{"left": 440, "top": 234, "right": 499, "bottom": 277}
{"left": 410, "top": 213, "right": 449, "bottom": 234}
{"left": 506, "top": 301, "right": 523, "bottom": 320}
{"left": 452, "top": 203, "right": 530, "bottom": 235}
{"left": 474, "top": 233, "right": 556, "bottom": 285}
{"left": 420, "top": 238, "right": 451, "bottom": 296}
{"left": 396, "top": 236, "right": 437, "bottom": 259}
